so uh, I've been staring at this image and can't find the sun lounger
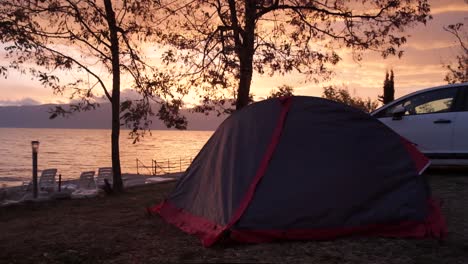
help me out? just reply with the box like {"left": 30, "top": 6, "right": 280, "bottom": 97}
{"left": 22, "top": 168, "right": 58, "bottom": 194}
{"left": 77, "top": 171, "right": 96, "bottom": 189}
{"left": 96, "top": 167, "right": 113, "bottom": 188}
{"left": 38, "top": 168, "right": 58, "bottom": 192}
{"left": 22, "top": 168, "right": 58, "bottom": 192}
{"left": 71, "top": 171, "right": 98, "bottom": 199}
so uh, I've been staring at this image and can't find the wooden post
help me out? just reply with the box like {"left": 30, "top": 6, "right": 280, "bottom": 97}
{"left": 32, "top": 150, "right": 38, "bottom": 198}
{"left": 167, "top": 159, "right": 170, "bottom": 173}
{"left": 58, "top": 174, "right": 62, "bottom": 192}
{"left": 136, "top": 158, "right": 139, "bottom": 175}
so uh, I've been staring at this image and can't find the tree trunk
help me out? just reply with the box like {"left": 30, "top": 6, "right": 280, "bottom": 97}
{"left": 235, "top": 0, "right": 256, "bottom": 110}
{"left": 104, "top": 0, "right": 123, "bottom": 193}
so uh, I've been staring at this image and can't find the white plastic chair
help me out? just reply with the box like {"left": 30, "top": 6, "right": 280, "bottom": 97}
{"left": 22, "top": 168, "right": 58, "bottom": 192}
{"left": 38, "top": 169, "right": 58, "bottom": 192}
{"left": 96, "top": 167, "right": 113, "bottom": 188}
{"left": 71, "top": 171, "right": 98, "bottom": 198}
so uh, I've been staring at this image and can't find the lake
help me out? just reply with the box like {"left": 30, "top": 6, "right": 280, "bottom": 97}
{"left": 0, "top": 128, "right": 213, "bottom": 187}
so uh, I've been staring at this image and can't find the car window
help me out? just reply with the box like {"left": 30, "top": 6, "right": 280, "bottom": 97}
{"left": 462, "top": 86, "right": 468, "bottom": 111}
{"left": 413, "top": 97, "right": 453, "bottom": 114}
{"left": 377, "top": 87, "right": 458, "bottom": 117}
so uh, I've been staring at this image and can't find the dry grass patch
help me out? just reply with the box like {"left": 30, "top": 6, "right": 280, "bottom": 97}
{"left": 0, "top": 171, "right": 467, "bottom": 263}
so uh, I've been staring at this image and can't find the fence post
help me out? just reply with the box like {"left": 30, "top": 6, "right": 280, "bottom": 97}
{"left": 58, "top": 174, "right": 62, "bottom": 192}
{"left": 167, "top": 159, "right": 170, "bottom": 174}
{"left": 136, "top": 158, "right": 139, "bottom": 175}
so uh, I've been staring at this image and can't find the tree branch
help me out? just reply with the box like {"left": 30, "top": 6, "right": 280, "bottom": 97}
{"left": 256, "top": 1, "right": 395, "bottom": 20}
{"left": 34, "top": 42, "right": 112, "bottom": 101}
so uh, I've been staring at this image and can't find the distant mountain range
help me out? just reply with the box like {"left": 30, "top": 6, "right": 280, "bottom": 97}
{"left": 0, "top": 103, "right": 226, "bottom": 130}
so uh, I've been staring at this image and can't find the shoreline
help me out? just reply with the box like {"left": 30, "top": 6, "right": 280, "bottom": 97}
{"left": 0, "top": 172, "right": 181, "bottom": 206}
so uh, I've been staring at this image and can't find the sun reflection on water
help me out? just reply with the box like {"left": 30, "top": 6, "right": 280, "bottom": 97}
{"left": 0, "top": 128, "right": 213, "bottom": 186}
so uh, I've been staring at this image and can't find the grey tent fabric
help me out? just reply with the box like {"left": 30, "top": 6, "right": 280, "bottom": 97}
{"left": 152, "top": 96, "right": 446, "bottom": 247}
{"left": 236, "top": 97, "right": 427, "bottom": 230}
{"left": 169, "top": 99, "right": 282, "bottom": 225}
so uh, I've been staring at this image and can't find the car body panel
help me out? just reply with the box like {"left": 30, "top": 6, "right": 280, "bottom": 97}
{"left": 452, "top": 87, "right": 468, "bottom": 154}
{"left": 372, "top": 82, "right": 468, "bottom": 165}
{"left": 377, "top": 112, "right": 456, "bottom": 153}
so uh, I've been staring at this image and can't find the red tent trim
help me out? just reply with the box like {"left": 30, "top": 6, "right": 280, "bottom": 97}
{"left": 221, "top": 98, "right": 293, "bottom": 230}
{"left": 229, "top": 198, "right": 447, "bottom": 243}
{"left": 153, "top": 197, "right": 446, "bottom": 246}
{"left": 400, "top": 137, "right": 431, "bottom": 175}
{"left": 151, "top": 201, "right": 223, "bottom": 247}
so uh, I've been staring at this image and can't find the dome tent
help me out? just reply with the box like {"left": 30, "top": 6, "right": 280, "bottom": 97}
{"left": 150, "top": 96, "right": 446, "bottom": 247}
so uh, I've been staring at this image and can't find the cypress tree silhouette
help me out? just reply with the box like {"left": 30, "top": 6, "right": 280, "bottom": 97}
{"left": 379, "top": 70, "right": 395, "bottom": 104}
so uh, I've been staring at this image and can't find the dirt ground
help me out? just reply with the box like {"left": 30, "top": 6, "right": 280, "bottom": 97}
{"left": 0, "top": 169, "right": 467, "bottom": 264}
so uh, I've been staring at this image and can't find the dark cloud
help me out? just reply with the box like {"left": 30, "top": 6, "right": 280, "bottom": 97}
{"left": 67, "top": 89, "right": 145, "bottom": 104}
{"left": 0, "top": 98, "right": 41, "bottom": 106}
{"left": 120, "top": 89, "right": 144, "bottom": 101}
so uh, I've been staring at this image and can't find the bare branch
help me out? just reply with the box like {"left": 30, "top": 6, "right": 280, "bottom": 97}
{"left": 35, "top": 41, "right": 112, "bottom": 101}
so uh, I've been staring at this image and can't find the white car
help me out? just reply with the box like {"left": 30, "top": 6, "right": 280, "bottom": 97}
{"left": 372, "top": 82, "right": 468, "bottom": 166}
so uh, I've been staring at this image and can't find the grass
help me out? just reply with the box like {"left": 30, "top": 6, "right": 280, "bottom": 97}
{"left": 0, "top": 170, "right": 467, "bottom": 264}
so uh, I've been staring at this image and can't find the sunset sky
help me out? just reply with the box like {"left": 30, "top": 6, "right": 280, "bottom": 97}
{"left": 0, "top": 0, "right": 467, "bottom": 107}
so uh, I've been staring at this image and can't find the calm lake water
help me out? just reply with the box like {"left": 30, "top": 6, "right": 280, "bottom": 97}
{"left": 0, "top": 128, "right": 213, "bottom": 187}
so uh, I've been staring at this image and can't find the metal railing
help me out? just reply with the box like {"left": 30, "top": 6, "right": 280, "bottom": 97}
{"left": 135, "top": 159, "right": 154, "bottom": 175}
{"left": 136, "top": 157, "right": 193, "bottom": 175}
